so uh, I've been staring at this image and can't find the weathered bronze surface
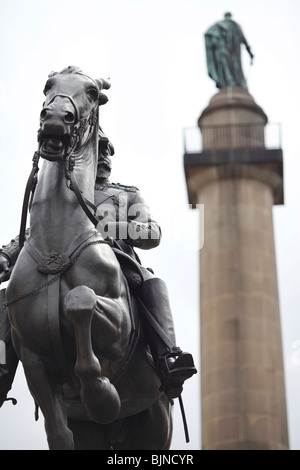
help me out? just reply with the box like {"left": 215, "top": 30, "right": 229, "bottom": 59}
{"left": 0, "top": 66, "right": 196, "bottom": 449}
{"left": 0, "top": 67, "right": 171, "bottom": 450}
{"left": 205, "top": 12, "right": 254, "bottom": 89}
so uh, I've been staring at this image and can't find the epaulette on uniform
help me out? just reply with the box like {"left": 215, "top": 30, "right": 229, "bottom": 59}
{"left": 107, "top": 182, "right": 139, "bottom": 193}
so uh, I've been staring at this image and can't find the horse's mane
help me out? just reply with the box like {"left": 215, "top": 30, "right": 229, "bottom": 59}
{"left": 47, "top": 65, "right": 83, "bottom": 78}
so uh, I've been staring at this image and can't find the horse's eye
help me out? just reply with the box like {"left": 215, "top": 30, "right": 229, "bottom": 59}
{"left": 87, "top": 87, "right": 99, "bottom": 101}
{"left": 43, "top": 81, "right": 52, "bottom": 95}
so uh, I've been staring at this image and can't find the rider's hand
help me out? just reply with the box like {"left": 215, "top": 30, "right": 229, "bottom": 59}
{"left": 0, "top": 254, "right": 10, "bottom": 283}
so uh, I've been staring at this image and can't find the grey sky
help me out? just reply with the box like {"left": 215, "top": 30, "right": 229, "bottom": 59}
{"left": 0, "top": 0, "right": 299, "bottom": 450}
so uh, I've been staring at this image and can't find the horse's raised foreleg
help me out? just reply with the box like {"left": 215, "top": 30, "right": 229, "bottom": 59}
{"left": 66, "top": 285, "right": 120, "bottom": 424}
{"left": 17, "top": 343, "right": 74, "bottom": 450}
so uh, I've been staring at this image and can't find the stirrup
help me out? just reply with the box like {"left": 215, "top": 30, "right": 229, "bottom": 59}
{"left": 157, "top": 352, "right": 197, "bottom": 444}
{"left": 158, "top": 351, "right": 197, "bottom": 399}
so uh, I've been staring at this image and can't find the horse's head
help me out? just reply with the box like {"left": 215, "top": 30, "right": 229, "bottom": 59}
{"left": 38, "top": 66, "right": 110, "bottom": 161}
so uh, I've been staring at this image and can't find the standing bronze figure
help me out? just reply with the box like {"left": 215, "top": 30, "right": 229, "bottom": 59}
{"left": 205, "top": 12, "right": 254, "bottom": 89}
{"left": 0, "top": 66, "right": 196, "bottom": 449}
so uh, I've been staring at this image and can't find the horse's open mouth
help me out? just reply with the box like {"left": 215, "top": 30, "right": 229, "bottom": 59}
{"left": 39, "top": 134, "right": 70, "bottom": 160}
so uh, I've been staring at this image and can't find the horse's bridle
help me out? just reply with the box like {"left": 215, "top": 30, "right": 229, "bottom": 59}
{"left": 19, "top": 97, "right": 100, "bottom": 249}
{"left": 39, "top": 91, "right": 99, "bottom": 155}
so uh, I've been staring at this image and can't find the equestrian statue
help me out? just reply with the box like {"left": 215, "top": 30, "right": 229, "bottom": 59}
{"left": 0, "top": 66, "right": 196, "bottom": 450}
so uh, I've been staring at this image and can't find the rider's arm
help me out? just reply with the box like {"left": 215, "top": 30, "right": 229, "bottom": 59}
{"left": 0, "top": 238, "right": 19, "bottom": 283}
{"left": 96, "top": 187, "right": 161, "bottom": 250}
{"left": 0, "top": 229, "right": 30, "bottom": 281}
{"left": 0, "top": 237, "right": 21, "bottom": 267}
{"left": 126, "top": 190, "right": 161, "bottom": 250}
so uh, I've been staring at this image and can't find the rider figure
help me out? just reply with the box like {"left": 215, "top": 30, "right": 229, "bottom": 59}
{"left": 0, "top": 129, "right": 196, "bottom": 404}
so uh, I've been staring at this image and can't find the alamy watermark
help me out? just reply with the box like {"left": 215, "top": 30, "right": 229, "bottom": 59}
{"left": 96, "top": 199, "right": 205, "bottom": 251}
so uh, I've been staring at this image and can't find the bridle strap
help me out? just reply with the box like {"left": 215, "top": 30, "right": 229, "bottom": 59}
{"left": 62, "top": 102, "right": 99, "bottom": 227}
{"left": 68, "top": 168, "right": 99, "bottom": 227}
{"left": 19, "top": 152, "right": 40, "bottom": 249}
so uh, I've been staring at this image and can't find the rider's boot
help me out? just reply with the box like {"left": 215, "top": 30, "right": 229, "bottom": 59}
{"left": 136, "top": 277, "right": 197, "bottom": 399}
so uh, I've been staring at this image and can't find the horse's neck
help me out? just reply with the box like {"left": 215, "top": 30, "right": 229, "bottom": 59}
{"left": 29, "top": 145, "right": 97, "bottom": 254}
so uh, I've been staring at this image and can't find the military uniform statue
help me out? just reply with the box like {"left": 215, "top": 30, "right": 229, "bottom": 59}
{"left": 205, "top": 12, "right": 254, "bottom": 89}
{"left": 0, "top": 130, "right": 196, "bottom": 406}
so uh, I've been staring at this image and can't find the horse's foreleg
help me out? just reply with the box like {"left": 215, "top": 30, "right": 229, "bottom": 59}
{"left": 18, "top": 344, "right": 73, "bottom": 450}
{"left": 66, "top": 285, "right": 120, "bottom": 424}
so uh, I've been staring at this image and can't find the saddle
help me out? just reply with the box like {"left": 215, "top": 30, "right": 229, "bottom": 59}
{"left": 112, "top": 245, "right": 144, "bottom": 289}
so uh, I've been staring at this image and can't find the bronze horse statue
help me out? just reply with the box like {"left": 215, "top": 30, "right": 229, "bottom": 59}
{"left": 5, "top": 66, "right": 172, "bottom": 450}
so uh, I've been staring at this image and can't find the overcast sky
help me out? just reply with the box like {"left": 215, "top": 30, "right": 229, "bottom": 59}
{"left": 0, "top": 0, "right": 299, "bottom": 451}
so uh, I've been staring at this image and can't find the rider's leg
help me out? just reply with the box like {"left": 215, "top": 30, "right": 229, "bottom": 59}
{"left": 136, "top": 269, "right": 197, "bottom": 399}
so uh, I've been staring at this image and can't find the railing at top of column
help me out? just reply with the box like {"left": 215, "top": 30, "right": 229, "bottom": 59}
{"left": 183, "top": 122, "right": 282, "bottom": 154}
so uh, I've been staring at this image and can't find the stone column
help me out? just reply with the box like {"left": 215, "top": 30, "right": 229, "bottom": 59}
{"left": 184, "top": 88, "right": 289, "bottom": 450}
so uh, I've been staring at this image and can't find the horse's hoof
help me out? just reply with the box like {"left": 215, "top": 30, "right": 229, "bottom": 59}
{"left": 81, "top": 377, "right": 121, "bottom": 424}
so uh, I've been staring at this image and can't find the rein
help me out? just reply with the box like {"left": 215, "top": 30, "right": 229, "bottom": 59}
{"left": 19, "top": 151, "right": 40, "bottom": 249}
{"left": 65, "top": 154, "right": 99, "bottom": 227}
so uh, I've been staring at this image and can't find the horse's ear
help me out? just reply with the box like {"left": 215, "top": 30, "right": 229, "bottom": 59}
{"left": 95, "top": 78, "right": 111, "bottom": 106}
{"left": 96, "top": 78, "right": 111, "bottom": 90}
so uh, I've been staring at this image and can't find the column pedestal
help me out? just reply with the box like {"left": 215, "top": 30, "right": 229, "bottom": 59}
{"left": 184, "top": 88, "right": 288, "bottom": 450}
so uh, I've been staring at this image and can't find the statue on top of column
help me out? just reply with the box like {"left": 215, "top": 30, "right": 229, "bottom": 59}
{"left": 204, "top": 12, "right": 254, "bottom": 90}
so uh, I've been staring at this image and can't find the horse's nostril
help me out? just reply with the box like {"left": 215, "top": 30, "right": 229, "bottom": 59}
{"left": 40, "top": 109, "right": 47, "bottom": 120}
{"left": 65, "top": 112, "right": 75, "bottom": 123}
